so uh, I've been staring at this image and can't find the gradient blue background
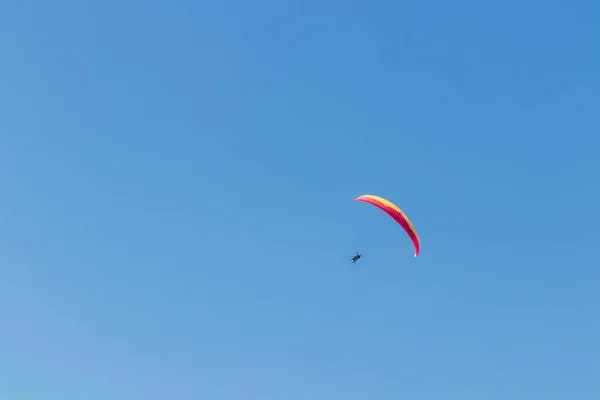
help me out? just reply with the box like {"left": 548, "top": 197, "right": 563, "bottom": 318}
{"left": 1, "top": 0, "right": 599, "bottom": 399}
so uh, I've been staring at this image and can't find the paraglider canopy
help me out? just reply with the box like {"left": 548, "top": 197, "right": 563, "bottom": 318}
{"left": 355, "top": 194, "right": 420, "bottom": 257}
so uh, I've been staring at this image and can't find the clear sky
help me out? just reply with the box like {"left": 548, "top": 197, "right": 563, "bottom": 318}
{"left": 1, "top": 0, "right": 599, "bottom": 399}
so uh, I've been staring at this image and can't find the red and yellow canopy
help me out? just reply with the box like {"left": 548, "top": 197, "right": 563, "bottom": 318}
{"left": 355, "top": 194, "right": 421, "bottom": 257}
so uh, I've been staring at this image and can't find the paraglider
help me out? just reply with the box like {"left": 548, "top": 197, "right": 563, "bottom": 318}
{"left": 350, "top": 251, "right": 362, "bottom": 263}
{"left": 355, "top": 194, "right": 421, "bottom": 257}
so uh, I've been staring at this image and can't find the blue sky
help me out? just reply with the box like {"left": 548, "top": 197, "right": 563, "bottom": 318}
{"left": 1, "top": 0, "right": 599, "bottom": 399}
